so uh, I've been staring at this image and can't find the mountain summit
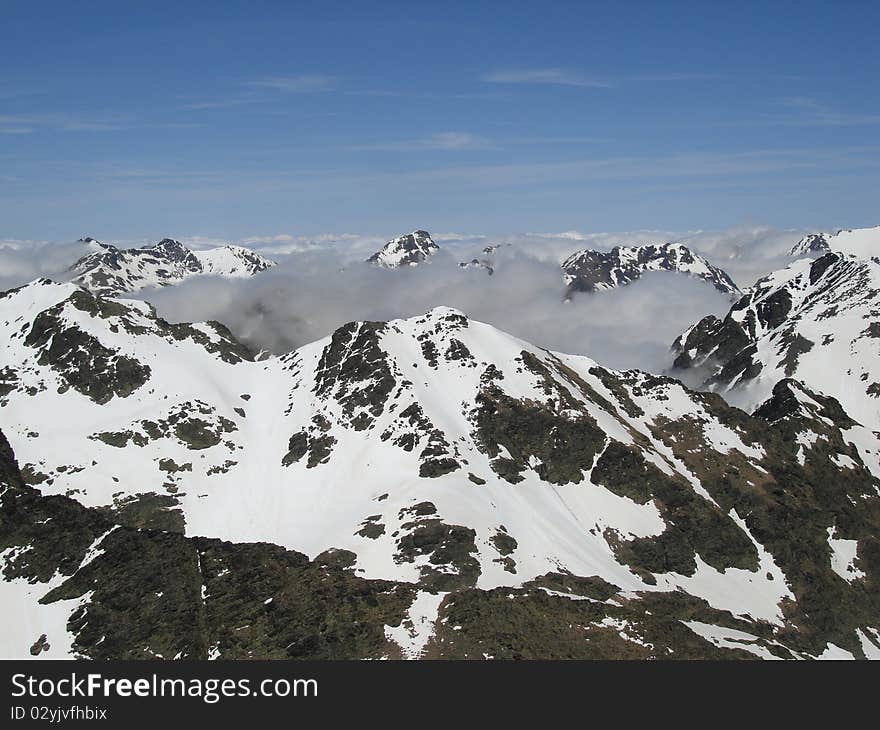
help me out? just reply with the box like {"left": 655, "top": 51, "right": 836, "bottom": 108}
{"left": 561, "top": 242, "right": 740, "bottom": 296}
{"left": 367, "top": 230, "right": 439, "bottom": 268}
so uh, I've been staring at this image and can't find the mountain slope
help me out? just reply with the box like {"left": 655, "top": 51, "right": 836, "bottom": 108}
{"left": 562, "top": 242, "right": 740, "bottom": 296}
{"left": 367, "top": 230, "right": 439, "bottom": 268}
{"left": 70, "top": 238, "right": 275, "bottom": 296}
{"left": 2, "top": 278, "right": 879, "bottom": 658}
{"left": 7, "top": 425, "right": 855, "bottom": 661}
{"left": 672, "top": 252, "right": 880, "bottom": 487}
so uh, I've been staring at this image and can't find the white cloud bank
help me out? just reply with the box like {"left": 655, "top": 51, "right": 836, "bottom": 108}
{"left": 0, "top": 225, "right": 812, "bottom": 374}
{"left": 133, "top": 245, "right": 731, "bottom": 373}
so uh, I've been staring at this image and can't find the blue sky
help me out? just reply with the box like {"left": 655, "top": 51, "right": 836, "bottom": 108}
{"left": 1, "top": 0, "right": 879, "bottom": 241}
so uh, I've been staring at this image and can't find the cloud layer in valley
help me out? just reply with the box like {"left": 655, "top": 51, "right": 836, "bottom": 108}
{"left": 0, "top": 238, "right": 91, "bottom": 291}
{"left": 0, "top": 225, "right": 814, "bottom": 374}
{"left": 134, "top": 245, "right": 732, "bottom": 374}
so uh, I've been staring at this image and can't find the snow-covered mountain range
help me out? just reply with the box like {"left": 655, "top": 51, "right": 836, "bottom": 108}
{"left": 366, "top": 231, "right": 742, "bottom": 297}
{"left": 70, "top": 237, "right": 276, "bottom": 296}
{"left": 1, "top": 275, "right": 878, "bottom": 659}
{"left": 561, "top": 242, "right": 741, "bottom": 296}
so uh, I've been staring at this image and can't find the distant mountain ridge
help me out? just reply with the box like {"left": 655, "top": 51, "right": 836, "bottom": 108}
{"left": 70, "top": 237, "right": 275, "bottom": 296}
{"left": 365, "top": 232, "right": 741, "bottom": 296}
{"left": 789, "top": 225, "right": 880, "bottom": 258}
{"left": 562, "top": 242, "right": 741, "bottom": 296}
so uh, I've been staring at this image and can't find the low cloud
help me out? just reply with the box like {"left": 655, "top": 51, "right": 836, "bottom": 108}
{"left": 673, "top": 225, "right": 806, "bottom": 288}
{"left": 0, "top": 239, "right": 89, "bottom": 291}
{"left": 137, "top": 245, "right": 732, "bottom": 373}
{"left": 0, "top": 225, "right": 815, "bottom": 374}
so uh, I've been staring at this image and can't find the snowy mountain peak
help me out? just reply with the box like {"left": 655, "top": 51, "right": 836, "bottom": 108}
{"left": 69, "top": 238, "right": 276, "bottom": 296}
{"left": 562, "top": 241, "right": 740, "bottom": 296}
{"left": 193, "top": 244, "right": 276, "bottom": 277}
{"left": 423, "top": 304, "right": 466, "bottom": 319}
{"left": 789, "top": 233, "right": 831, "bottom": 256}
{"left": 151, "top": 237, "right": 199, "bottom": 263}
{"left": 789, "top": 226, "right": 880, "bottom": 259}
{"left": 367, "top": 230, "right": 440, "bottom": 268}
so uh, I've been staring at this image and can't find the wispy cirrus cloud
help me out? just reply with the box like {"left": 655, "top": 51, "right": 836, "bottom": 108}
{"left": 481, "top": 68, "right": 610, "bottom": 88}
{"left": 341, "top": 131, "right": 487, "bottom": 152}
{"left": 22, "top": 144, "right": 876, "bottom": 197}
{"left": 60, "top": 120, "right": 129, "bottom": 132}
{"left": 0, "top": 114, "right": 205, "bottom": 133}
{"left": 245, "top": 74, "right": 337, "bottom": 93}
{"left": 339, "top": 132, "right": 606, "bottom": 153}
{"left": 182, "top": 74, "right": 338, "bottom": 110}
{"left": 0, "top": 112, "right": 149, "bottom": 133}
{"left": 769, "top": 96, "right": 880, "bottom": 126}
{"left": 725, "top": 97, "right": 880, "bottom": 128}
{"left": 413, "top": 132, "right": 483, "bottom": 150}
{"left": 180, "top": 95, "right": 260, "bottom": 110}
{"left": 627, "top": 72, "right": 722, "bottom": 82}
{"left": 480, "top": 68, "right": 723, "bottom": 89}
{"left": 0, "top": 114, "right": 39, "bottom": 134}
